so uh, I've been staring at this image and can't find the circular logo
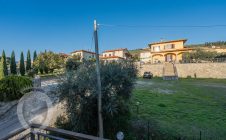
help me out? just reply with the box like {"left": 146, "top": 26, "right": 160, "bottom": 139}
{"left": 17, "top": 87, "right": 53, "bottom": 130}
{"left": 116, "top": 131, "right": 124, "bottom": 140}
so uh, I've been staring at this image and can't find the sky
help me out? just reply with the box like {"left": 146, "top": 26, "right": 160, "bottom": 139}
{"left": 0, "top": 0, "right": 226, "bottom": 59}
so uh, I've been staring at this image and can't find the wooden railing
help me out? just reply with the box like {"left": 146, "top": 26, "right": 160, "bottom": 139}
{"left": 2, "top": 124, "right": 109, "bottom": 140}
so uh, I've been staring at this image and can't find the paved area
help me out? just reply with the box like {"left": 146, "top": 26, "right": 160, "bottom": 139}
{"left": 0, "top": 78, "right": 61, "bottom": 139}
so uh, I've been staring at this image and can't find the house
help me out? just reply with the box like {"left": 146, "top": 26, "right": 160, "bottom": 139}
{"left": 140, "top": 39, "right": 193, "bottom": 63}
{"left": 71, "top": 50, "right": 96, "bottom": 61}
{"left": 101, "top": 48, "right": 131, "bottom": 62}
{"left": 140, "top": 49, "right": 152, "bottom": 63}
{"left": 59, "top": 53, "right": 69, "bottom": 60}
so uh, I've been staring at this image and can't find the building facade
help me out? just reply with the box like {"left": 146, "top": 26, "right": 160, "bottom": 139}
{"left": 140, "top": 49, "right": 152, "bottom": 63}
{"left": 71, "top": 50, "right": 96, "bottom": 61}
{"left": 140, "top": 39, "right": 193, "bottom": 63}
{"left": 101, "top": 48, "right": 131, "bottom": 62}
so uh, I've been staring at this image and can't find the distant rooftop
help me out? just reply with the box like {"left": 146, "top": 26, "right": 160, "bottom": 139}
{"left": 100, "top": 56, "right": 124, "bottom": 59}
{"left": 103, "top": 48, "right": 127, "bottom": 53}
{"left": 71, "top": 50, "right": 96, "bottom": 54}
{"left": 149, "top": 39, "right": 187, "bottom": 46}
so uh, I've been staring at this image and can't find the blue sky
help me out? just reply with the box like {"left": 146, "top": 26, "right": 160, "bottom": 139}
{"left": 0, "top": 0, "right": 226, "bottom": 59}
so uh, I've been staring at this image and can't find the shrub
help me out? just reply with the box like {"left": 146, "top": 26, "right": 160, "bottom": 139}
{"left": 0, "top": 76, "right": 32, "bottom": 101}
{"left": 65, "top": 58, "right": 81, "bottom": 71}
{"left": 55, "top": 61, "right": 137, "bottom": 139}
{"left": 158, "top": 103, "right": 166, "bottom": 107}
{"left": 27, "top": 69, "right": 36, "bottom": 78}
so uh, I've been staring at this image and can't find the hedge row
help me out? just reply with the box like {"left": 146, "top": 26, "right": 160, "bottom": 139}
{"left": 0, "top": 76, "right": 32, "bottom": 101}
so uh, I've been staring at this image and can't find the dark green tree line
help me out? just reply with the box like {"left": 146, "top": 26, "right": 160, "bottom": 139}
{"left": 26, "top": 50, "right": 31, "bottom": 72}
{"left": 20, "top": 52, "right": 25, "bottom": 76}
{"left": 10, "top": 51, "right": 17, "bottom": 75}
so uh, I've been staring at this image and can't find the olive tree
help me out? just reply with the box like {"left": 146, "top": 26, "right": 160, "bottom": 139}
{"left": 55, "top": 61, "right": 137, "bottom": 139}
{"left": 183, "top": 48, "right": 218, "bottom": 63}
{"left": 33, "top": 51, "right": 65, "bottom": 74}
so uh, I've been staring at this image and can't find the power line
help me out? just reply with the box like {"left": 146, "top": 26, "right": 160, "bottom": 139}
{"left": 98, "top": 23, "right": 226, "bottom": 28}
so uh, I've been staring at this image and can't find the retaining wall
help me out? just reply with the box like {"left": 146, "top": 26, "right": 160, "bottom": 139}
{"left": 137, "top": 63, "right": 226, "bottom": 79}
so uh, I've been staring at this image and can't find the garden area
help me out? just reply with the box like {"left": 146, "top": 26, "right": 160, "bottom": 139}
{"left": 131, "top": 78, "right": 226, "bottom": 139}
{"left": 0, "top": 50, "right": 66, "bottom": 101}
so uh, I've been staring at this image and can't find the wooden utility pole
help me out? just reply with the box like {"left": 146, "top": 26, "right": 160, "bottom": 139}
{"left": 94, "top": 20, "right": 104, "bottom": 138}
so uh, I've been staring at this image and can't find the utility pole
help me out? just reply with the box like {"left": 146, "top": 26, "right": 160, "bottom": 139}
{"left": 94, "top": 20, "right": 104, "bottom": 138}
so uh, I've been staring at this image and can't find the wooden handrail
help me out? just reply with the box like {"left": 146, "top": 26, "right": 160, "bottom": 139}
{"left": 2, "top": 124, "right": 109, "bottom": 140}
{"left": 30, "top": 124, "right": 109, "bottom": 140}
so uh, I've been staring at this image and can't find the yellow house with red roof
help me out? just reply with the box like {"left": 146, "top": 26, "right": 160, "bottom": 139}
{"left": 140, "top": 39, "right": 193, "bottom": 63}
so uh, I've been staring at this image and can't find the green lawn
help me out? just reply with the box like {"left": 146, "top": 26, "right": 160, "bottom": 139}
{"left": 131, "top": 78, "right": 226, "bottom": 139}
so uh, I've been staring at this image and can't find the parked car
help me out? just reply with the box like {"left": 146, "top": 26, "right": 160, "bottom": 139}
{"left": 143, "top": 72, "right": 153, "bottom": 79}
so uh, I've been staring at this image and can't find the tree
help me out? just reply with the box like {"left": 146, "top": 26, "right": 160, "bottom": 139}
{"left": 19, "top": 52, "right": 25, "bottom": 76}
{"left": 55, "top": 61, "right": 137, "bottom": 139}
{"left": 33, "top": 50, "right": 37, "bottom": 62}
{"left": 10, "top": 51, "right": 17, "bottom": 75}
{"left": 183, "top": 48, "right": 218, "bottom": 63}
{"left": 33, "top": 51, "right": 65, "bottom": 74}
{"left": 33, "top": 50, "right": 38, "bottom": 73}
{"left": 0, "top": 58, "right": 4, "bottom": 79}
{"left": 1, "top": 50, "right": 8, "bottom": 76}
{"left": 26, "top": 50, "right": 31, "bottom": 72}
{"left": 65, "top": 57, "right": 81, "bottom": 71}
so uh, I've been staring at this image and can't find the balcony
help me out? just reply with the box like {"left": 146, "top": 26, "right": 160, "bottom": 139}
{"left": 3, "top": 124, "right": 109, "bottom": 140}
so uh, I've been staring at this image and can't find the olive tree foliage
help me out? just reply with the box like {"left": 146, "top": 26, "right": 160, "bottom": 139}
{"left": 33, "top": 51, "right": 65, "bottom": 73}
{"left": 65, "top": 55, "right": 82, "bottom": 71}
{"left": 55, "top": 61, "right": 137, "bottom": 138}
{"left": 183, "top": 48, "right": 218, "bottom": 63}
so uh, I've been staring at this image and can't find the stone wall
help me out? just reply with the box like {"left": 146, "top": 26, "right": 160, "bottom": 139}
{"left": 137, "top": 63, "right": 226, "bottom": 79}
{"left": 175, "top": 63, "right": 226, "bottom": 79}
{"left": 137, "top": 63, "right": 163, "bottom": 77}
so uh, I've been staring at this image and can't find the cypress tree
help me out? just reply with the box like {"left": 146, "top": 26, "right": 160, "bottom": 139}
{"left": 26, "top": 50, "right": 31, "bottom": 72}
{"left": 20, "top": 52, "right": 25, "bottom": 76}
{"left": 0, "top": 57, "right": 4, "bottom": 79}
{"left": 10, "top": 51, "right": 17, "bottom": 75}
{"left": 33, "top": 50, "right": 37, "bottom": 62}
{"left": 2, "top": 50, "right": 8, "bottom": 76}
{"left": 33, "top": 50, "right": 38, "bottom": 74}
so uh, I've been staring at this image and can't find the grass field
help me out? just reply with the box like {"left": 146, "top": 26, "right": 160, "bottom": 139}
{"left": 131, "top": 78, "right": 226, "bottom": 139}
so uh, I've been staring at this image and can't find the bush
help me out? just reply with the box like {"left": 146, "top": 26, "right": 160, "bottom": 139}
{"left": 55, "top": 61, "right": 137, "bottom": 139}
{"left": 27, "top": 69, "right": 36, "bottom": 78}
{"left": 158, "top": 103, "right": 166, "bottom": 107}
{"left": 0, "top": 76, "right": 32, "bottom": 101}
{"left": 65, "top": 58, "right": 81, "bottom": 71}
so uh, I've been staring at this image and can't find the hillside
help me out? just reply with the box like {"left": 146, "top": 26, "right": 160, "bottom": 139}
{"left": 129, "top": 49, "right": 143, "bottom": 58}
{"left": 185, "top": 41, "right": 226, "bottom": 48}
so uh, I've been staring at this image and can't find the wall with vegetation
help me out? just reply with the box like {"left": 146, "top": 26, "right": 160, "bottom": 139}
{"left": 138, "top": 63, "right": 226, "bottom": 79}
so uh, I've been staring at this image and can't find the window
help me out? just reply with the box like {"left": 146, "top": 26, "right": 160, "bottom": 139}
{"left": 153, "top": 46, "right": 160, "bottom": 52}
{"left": 164, "top": 44, "right": 175, "bottom": 50}
{"left": 109, "top": 54, "right": 111, "bottom": 56}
